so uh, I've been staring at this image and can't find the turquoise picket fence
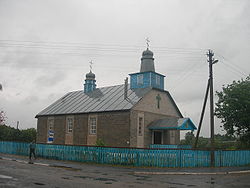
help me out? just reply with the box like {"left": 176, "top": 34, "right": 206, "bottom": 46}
{"left": 0, "top": 141, "right": 249, "bottom": 167}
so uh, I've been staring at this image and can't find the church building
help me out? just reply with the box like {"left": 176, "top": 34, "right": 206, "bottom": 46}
{"left": 36, "top": 47, "right": 196, "bottom": 148}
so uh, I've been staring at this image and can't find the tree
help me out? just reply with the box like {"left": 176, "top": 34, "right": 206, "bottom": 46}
{"left": 19, "top": 128, "right": 37, "bottom": 142}
{"left": 0, "top": 111, "right": 6, "bottom": 125}
{"left": 181, "top": 132, "right": 236, "bottom": 149}
{"left": 182, "top": 131, "right": 195, "bottom": 145}
{"left": 215, "top": 75, "right": 250, "bottom": 148}
{"left": 0, "top": 125, "right": 36, "bottom": 142}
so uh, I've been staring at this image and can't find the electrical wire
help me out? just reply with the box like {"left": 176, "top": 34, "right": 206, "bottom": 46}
{"left": 216, "top": 53, "right": 248, "bottom": 78}
{"left": 0, "top": 39, "right": 205, "bottom": 51}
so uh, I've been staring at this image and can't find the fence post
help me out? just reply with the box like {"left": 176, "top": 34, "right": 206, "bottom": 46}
{"left": 178, "top": 150, "right": 182, "bottom": 168}
{"left": 218, "top": 150, "right": 222, "bottom": 167}
{"left": 136, "top": 151, "right": 140, "bottom": 167}
{"left": 210, "top": 150, "right": 215, "bottom": 167}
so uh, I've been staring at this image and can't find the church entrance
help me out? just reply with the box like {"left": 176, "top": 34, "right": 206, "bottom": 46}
{"left": 153, "top": 131, "right": 162, "bottom": 144}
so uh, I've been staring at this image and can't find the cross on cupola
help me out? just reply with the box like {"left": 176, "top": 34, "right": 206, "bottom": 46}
{"left": 89, "top": 60, "right": 93, "bottom": 72}
{"left": 84, "top": 60, "right": 96, "bottom": 93}
{"left": 156, "top": 94, "right": 161, "bottom": 109}
{"left": 146, "top": 37, "right": 150, "bottom": 49}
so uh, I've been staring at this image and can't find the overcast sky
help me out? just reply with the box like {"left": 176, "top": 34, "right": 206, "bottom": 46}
{"left": 0, "top": 0, "right": 249, "bottom": 138}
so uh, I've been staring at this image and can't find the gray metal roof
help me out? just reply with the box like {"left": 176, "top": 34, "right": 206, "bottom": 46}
{"left": 148, "top": 117, "right": 180, "bottom": 129}
{"left": 36, "top": 84, "right": 152, "bottom": 117}
{"left": 148, "top": 117, "right": 196, "bottom": 130}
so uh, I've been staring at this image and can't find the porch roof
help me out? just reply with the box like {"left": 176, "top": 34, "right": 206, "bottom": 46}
{"left": 148, "top": 117, "right": 197, "bottom": 131}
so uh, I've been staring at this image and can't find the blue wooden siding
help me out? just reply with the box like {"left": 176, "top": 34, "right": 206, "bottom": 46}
{"left": 84, "top": 79, "right": 96, "bottom": 93}
{"left": 0, "top": 141, "right": 249, "bottom": 168}
{"left": 130, "top": 72, "right": 164, "bottom": 90}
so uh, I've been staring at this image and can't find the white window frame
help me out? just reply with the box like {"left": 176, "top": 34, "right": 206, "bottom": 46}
{"left": 66, "top": 116, "right": 74, "bottom": 133}
{"left": 48, "top": 118, "right": 54, "bottom": 131}
{"left": 89, "top": 116, "right": 97, "bottom": 135}
{"left": 137, "top": 74, "right": 143, "bottom": 85}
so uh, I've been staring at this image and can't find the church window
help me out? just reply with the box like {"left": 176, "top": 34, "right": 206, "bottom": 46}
{"left": 137, "top": 74, "right": 143, "bottom": 85}
{"left": 89, "top": 117, "right": 97, "bottom": 135}
{"left": 67, "top": 117, "right": 73, "bottom": 133}
{"left": 138, "top": 116, "right": 144, "bottom": 136}
{"left": 156, "top": 75, "right": 160, "bottom": 85}
{"left": 48, "top": 118, "right": 54, "bottom": 131}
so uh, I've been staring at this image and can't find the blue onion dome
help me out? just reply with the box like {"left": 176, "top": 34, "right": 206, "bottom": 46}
{"left": 86, "top": 71, "right": 95, "bottom": 79}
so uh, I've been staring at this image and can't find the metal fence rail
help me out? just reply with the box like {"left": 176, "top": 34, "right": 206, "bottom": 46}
{"left": 0, "top": 141, "right": 249, "bottom": 167}
{"left": 150, "top": 144, "right": 192, "bottom": 149}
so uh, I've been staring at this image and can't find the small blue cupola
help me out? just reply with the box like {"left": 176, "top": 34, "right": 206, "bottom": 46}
{"left": 84, "top": 70, "right": 96, "bottom": 93}
{"left": 129, "top": 48, "right": 165, "bottom": 90}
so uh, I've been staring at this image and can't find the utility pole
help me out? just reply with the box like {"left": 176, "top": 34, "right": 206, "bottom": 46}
{"left": 194, "top": 79, "right": 210, "bottom": 148}
{"left": 16, "top": 121, "right": 19, "bottom": 130}
{"left": 207, "top": 49, "right": 218, "bottom": 167}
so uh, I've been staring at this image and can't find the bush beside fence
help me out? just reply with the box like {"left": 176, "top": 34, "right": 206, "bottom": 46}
{"left": 0, "top": 141, "right": 249, "bottom": 168}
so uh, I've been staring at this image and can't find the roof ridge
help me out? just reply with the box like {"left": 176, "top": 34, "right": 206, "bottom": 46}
{"left": 70, "top": 83, "right": 128, "bottom": 93}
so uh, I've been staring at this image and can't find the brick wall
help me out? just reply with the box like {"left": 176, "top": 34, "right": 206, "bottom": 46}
{"left": 73, "top": 114, "right": 88, "bottom": 145}
{"left": 37, "top": 115, "right": 66, "bottom": 145}
{"left": 36, "top": 111, "right": 130, "bottom": 147}
{"left": 36, "top": 116, "right": 47, "bottom": 143}
{"left": 97, "top": 111, "right": 130, "bottom": 147}
{"left": 54, "top": 116, "right": 66, "bottom": 144}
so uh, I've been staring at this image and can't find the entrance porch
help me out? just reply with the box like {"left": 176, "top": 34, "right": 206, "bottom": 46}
{"left": 149, "top": 117, "right": 197, "bottom": 145}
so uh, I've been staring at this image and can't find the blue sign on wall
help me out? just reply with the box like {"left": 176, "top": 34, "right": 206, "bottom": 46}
{"left": 48, "top": 130, "right": 54, "bottom": 143}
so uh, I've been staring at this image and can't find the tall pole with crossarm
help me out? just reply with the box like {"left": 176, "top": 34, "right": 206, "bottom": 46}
{"left": 207, "top": 49, "right": 218, "bottom": 167}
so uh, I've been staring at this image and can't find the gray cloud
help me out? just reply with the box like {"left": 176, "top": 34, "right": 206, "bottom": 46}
{"left": 0, "top": 0, "right": 249, "bottom": 138}
{"left": 35, "top": 71, "right": 67, "bottom": 88}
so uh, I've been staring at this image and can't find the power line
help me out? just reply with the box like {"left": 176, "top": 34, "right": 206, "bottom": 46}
{"left": 169, "top": 59, "right": 207, "bottom": 90}
{"left": 216, "top": 53, "right": 248, "bottom": 77}
{"left": 0, "top": 39, "right": 205, "bottom": 53}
